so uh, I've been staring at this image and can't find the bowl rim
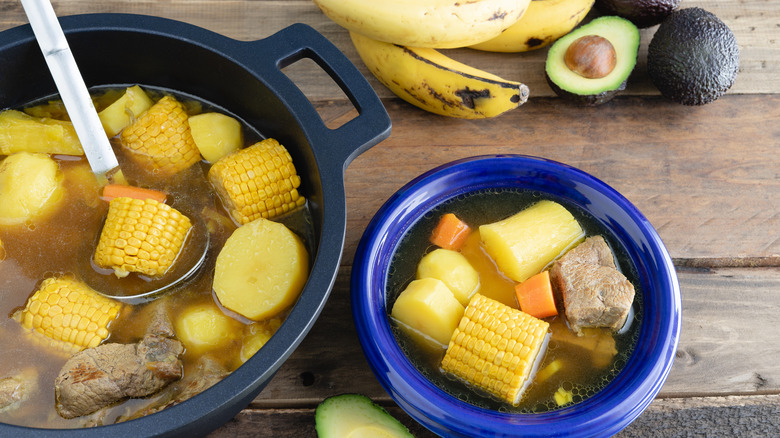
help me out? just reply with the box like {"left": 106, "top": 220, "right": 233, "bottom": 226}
{"left": 351, "top": 154, "right": 682, "bottom": 437}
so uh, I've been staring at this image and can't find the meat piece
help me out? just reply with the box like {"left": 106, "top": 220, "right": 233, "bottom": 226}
{"left": 119, "top": 355, "right": 230, "bottom": 421}
{"left": 556, "top": 235, "right": 616, "bottom": 269}
{"left": 54, "top": 333, "right": 183, "bottom": 419}
{"left": 0, "top": 368, "right": 37, "bottom": 413}
{"left": 550, "top": 236, "right": 635, "bottom": 333}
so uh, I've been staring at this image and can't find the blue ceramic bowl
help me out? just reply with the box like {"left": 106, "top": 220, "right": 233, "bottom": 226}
{"left": 351, "top": 155, "right": 681, "bottom": 437}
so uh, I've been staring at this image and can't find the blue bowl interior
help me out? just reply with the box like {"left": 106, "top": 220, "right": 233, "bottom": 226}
{"left": 351, "top": 155, "right": 682, "bottom": 438}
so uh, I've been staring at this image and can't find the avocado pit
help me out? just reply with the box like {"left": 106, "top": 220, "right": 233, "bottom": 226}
{"left": 564, "top": 35, "right": 617, "bottom": 79}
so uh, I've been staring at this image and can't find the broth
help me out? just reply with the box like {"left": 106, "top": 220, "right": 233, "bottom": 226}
{"left": 386, "top": 188, "right": 642, "bottom": 413}
{"left": 0, "top": 86, "right": 313, "bottom": 428}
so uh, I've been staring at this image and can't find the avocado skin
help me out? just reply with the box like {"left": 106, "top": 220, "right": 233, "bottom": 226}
{"left": 596, "top": 0, "right": 681, "bottom": 28}
{"left": 545, "top": 73, "right": 627, "bottom": 106}
{"left": 648, "top": 7, "right": 739, "bottom": 105}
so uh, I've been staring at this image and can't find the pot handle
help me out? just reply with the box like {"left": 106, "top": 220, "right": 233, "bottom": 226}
{"left": 241, "top": 23, "right": 391, "bottom": 172}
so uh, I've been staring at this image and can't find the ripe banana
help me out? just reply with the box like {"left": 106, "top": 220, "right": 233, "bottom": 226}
{"left": 350, "top": 32, "right": 529, "bottom": 119}
{"left": 469, "top": 0, "right": 595, "bottom": 52}
{"left": 314, "top": 0, "right": 531, "bottom": 49}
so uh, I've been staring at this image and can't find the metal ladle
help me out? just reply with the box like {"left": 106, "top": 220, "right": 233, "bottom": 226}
{"left": 21, "top": 0, "right": 209, "bottom": 303}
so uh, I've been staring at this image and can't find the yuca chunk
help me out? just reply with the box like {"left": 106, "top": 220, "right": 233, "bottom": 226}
{"left": 479, "top": 200, "right": 584, "bottom": 283}
{"left": 213, "top": 218, "right": 308, "bottom": 321}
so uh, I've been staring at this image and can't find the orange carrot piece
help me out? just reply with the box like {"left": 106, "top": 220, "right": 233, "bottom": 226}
{"left": 430, "top": 213, "right": 471, "bottom": 251}
{"left": 515, "top": 270, "right": 558, "bottom": 319}
{"left": 101, "top": 184, "right": 167, "bottom": 203}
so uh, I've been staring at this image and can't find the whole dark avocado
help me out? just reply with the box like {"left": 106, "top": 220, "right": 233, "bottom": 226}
{"left": 595, "top": 0, "right": 681, "bottom": 28}
{"left": 647, "top": 7, "right": 739, "bottom": 105}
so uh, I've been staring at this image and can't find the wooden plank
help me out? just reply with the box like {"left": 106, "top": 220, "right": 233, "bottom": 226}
{"left": 342, "top": 96, "right": 780, "bottom": 262}
{"left": 0, "top": 0, "right": 776, "bottom": 99}
{"left": 209, "top": 395, "right": 780, "bottom": 437}
{"left": 250, "top": 266, "right": 780, "bottom": 407}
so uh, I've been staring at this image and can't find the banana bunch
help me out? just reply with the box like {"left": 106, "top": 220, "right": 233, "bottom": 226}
{"left": 470, "top": 0, "right": 595, "bottom": 52}
{"left": 313, "top": 0, "right": 595, "bottom": 119}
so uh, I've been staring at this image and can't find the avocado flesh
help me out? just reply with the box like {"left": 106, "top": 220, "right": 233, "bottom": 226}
{"left": 647, "top": 7, "right": 739, "bottom": 105}
{"left": 315, "top": 394, "right": 413, "bottom": 438}
{"left": 546, "top": 16, "right": 640, "bottom": 105}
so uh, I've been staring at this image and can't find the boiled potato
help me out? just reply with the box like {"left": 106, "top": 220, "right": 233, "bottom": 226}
{"left": 416, "top": 248, "right": 479, "bottom": 306}
{"left": 390, "top": 278, "right": 464, "bottom": 347}
{"left": 240, "top": 318, "right": 282, "bottom": 363}
{"left": 214, "top": 217, "right": 308, "bottom": 321}
{"left": 188, "top": 112, "right": 243, "bottom": 163}
{"left": 0, "top": 110, "right": 83, "bottom": 156}
{"left": 174, "top": 303, "right": 242, "bottom": 354}
{"left": 0, "top": 153, "right": 64, "bottom": 226}
{"left": 98, "top": 85, "right": 154, "bottom": 137}
{"left": 479, "top": 200, "right": 584, "bottom": 283}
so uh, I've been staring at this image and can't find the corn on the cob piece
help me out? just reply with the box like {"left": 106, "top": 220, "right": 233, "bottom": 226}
{"left": 94, "top": 197, "right": 192, "bottom": 278}
{"left": 441, "top": 294, "right": 550, "bottom": 406}
{"left": 12, "top": 276, "right": 122, "bottom": 352}
{"left": 119, "top": 95, "right": 200, "bottom": 176}
{"left": 208, "top": 138, "right": 305, "bottom": 224}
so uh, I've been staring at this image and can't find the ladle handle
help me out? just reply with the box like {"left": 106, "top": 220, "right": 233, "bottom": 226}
{"left": 20, "top": 0, "right": 119, "bottom": 184}
{"left": 243, "top": 24, "right": 392, "bottom": 173}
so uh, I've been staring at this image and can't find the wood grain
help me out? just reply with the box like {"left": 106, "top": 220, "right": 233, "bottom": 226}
{"left": 0, "top": 0, "right": 777, "bottom": 99}
{"left": 1, "top": 0, "right": 779, "bottom": 435}
{"left": 210, "top": 395, "right": 780, "bottom": 437}
{"left": 342, "top": 97, "right": 780, "bottom": 262}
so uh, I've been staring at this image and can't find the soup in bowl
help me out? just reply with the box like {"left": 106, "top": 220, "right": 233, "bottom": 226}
{"left": 351, "top": 155, "right": 681, "bottom": 437}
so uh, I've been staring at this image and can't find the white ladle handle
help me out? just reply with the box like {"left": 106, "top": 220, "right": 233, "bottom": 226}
{"left": 20, "top": 0, "right": 119, "bottom": 184}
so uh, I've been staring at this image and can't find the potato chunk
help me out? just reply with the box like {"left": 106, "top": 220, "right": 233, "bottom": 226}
{"left": 188, "top": 112, "right": 243, "bottom": 163}
{"left": 390, "top": 278, "right": 465, "bottom": 347}
{"left": 479, "top": 200, "right": 584, "bottom": 283}
{"left": 174, "top": 303, "right": 242, "bottom": 354}
{"left": 0, "top": 152, "right": 64, "bottom": 225}
{"left": 0, "top": 110, "right": 83, "bottom": 155}
{"left": 214, "top": 218, "right": 309, "bottom": 321}
{"left": 416, "top": 248, "right": 479, "bottom": 306}
{"left": 98, "top": 85, "right": 154, "bottom": 137}
{"left": 240, "top": 318, "right": 282, "bottom": 363}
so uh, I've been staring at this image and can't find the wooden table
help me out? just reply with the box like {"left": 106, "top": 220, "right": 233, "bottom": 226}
{"left": 2, "top": 0, "right": 779, "bottom": 436}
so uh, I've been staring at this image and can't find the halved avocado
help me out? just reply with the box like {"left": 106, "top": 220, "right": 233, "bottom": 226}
{"left": 545, "top": 16, "right": 640, "bottom": 105}
{"left": 315, "top": 394, "right": 413, "bottom": 438}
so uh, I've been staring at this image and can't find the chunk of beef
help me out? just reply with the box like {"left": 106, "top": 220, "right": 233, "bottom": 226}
{"left": 0, "top": 368, "right": 37, "bottom": 413}
{"left": 119, "top": 355, "right": 230, "bottom": 421}
{"left": 54, "top": 333, "right": 183, "bottom": 419}
{"left": 550, "top": 236, "right": 635, "bottom": 333}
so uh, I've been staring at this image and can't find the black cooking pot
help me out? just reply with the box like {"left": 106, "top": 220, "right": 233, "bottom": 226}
{"left": 0, "top": 14, "right": 390, "bottom": 437}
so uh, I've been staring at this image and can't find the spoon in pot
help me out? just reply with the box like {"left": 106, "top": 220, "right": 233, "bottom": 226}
{"left": 21, "top": 0, "right": 209, "bottom": 302}
{"left": 20, "top": 0, "right": 121, "bottom": 186}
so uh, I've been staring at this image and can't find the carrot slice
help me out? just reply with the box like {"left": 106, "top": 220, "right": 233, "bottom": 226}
{"left": 515, "top": 270, "right": 558, "bottom": 319}
{"left": 430, "top": 213, "right": 471, "bottom": 251}
{"left": 101, "top": 184, "right": 167, "bottom": 203}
